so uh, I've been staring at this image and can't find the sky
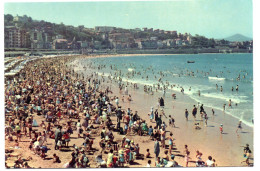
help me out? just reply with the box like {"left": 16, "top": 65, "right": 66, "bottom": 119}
{"left": 4, "top": 0, "right": 253, "bottom": 39}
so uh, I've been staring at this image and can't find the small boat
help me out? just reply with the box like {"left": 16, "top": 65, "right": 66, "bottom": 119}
{"left": 187, "top": 61, "right": 195, "bottom": 63}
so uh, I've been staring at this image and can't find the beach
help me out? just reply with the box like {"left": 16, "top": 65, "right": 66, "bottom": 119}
{"left": 4, "top": 54, "right": 253, "bottom": 168}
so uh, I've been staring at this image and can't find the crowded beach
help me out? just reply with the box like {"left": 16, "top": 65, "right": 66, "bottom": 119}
{"left": 4, "top": 54, "right": 253, "bottom": 168}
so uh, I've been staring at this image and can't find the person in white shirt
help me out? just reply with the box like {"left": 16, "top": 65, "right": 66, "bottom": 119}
{"left": 146, "top": 160, "right": 152, "bottom": 167}
{"left": 205, "top": 156, "right": 215, "bottom": 167}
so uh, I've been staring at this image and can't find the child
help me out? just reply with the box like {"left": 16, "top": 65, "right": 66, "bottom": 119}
{"left": 184, "top": 151, "right": 191, "bottom": 167}
{"left": 219, "top": 124, "right": 223, "bottom": 134}
{"left": 146, "top": 160, "right": 152, "bottom": 167}
{"left": 53, "top": 153, "right": 61, "bottom": 163}
{"left": 145, "top": 149, "right": 151, "bottom": 158}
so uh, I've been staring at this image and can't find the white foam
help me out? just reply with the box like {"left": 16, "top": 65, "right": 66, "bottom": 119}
{"left": 128, "top": 68, "right": 134, "bottom": 72}
{"left": 201, "top": 93, "right": 249, "bottom": 104}
{"left": 208, "top": 76, "right": 226, "bottom": 81}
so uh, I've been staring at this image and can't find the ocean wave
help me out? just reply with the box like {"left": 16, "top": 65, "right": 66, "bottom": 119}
{"left": 208, "top": 76, "right": 226, "bottom": 81}
{"left": 201, "top": 93, "right": 249, "bottom": 104}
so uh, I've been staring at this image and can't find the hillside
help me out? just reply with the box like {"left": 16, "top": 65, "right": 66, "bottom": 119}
{"left": 223, "top": 34, "right": 252, "bottom": 42}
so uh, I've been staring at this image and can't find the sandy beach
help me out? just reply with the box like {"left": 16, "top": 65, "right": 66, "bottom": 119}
{"left": 4, "top": 54, "right": 253, "bottom": 168}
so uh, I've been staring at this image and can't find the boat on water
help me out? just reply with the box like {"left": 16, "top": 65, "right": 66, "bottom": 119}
{"left": 187, "top": 61, "right": 195, "bottom": 63}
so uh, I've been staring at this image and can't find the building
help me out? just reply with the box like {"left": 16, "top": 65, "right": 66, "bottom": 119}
{"left": 170, "top": 31, "right": 177, "bottom": 36}
{"left": 187, "top": 34, "right": 192, "bottom": 44}
{"left": 95, "top": 26, "right": 116, "bottom": 32}
{"left": 4, "top": 26, "right": 30, "bottom": 48}
{"left": 134, "top": 28, "right": 141, "bottom": 32}
{"left": 159, "top": 30, "right": 165, "bottom": 34}
{"left": 175, "top": 39, "right": 183, "bottom": 46}
{"left": 153, "top": 29, "right": 159, "bottom": 33}
{"left": 163, "top": 39, "right": 175, "bottom": 47}
{"left": 108, "top": 33, "right": 134, "bottom": 49}
{"left": 147, "top": 28, "right": 153, "bottom": 32}
{"left": 143, "top": 27, "right": 147, "bottom": 32}
{"left": 52, "top": 39, "right": 68, "bottom": 49}
{"left": 150, "top": 37, "right": 158, "bottom": 41}
{"left": 137, "top": 40, "right": 157, "bottom": 49}
{"left": 30, "top": 30, "right": 51, "bottom": 49}
{"left": 13, "top": 15, "right": 29, "bottom": 22}
{"left": 157, "top": 40, "right": 166, "bottom": 49}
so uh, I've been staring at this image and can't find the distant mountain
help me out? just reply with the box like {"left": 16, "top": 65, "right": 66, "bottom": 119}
{"left": 223, "top": 34, "right": 252, "bottom": 42}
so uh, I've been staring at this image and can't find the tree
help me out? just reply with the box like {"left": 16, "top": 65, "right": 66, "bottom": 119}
{"left": 4, "top": 14, "right": 13, "bottom": 22}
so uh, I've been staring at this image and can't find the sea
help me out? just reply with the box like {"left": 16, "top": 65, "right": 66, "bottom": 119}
{"left": 77, "top": 53, "right": 253, "bottom": 127}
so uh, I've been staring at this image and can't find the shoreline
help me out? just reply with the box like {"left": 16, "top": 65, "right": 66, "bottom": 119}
{"left": 74, "top": 53, "right": 253, "bottom": 128}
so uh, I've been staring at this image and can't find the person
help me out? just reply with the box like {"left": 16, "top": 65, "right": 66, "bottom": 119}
{"left": 53, "top": 153, "right": 61, "bottom": 163}
{"left": 241, "top": 144, "right": 251, "bottom": 166}
{"left": 14, "top": 140, "right": 20, "bottom": 149}
{"left": 155, "top": 157, "right": 162, "bottom": 167}
{"left": 146, "top": 160, "right": 152, "bottom": 167}
{"left": 159, "top": 97, "right": 164, "bottom": 108}
{"left": 63, "top": 131, "right": 70, "bottom": 147}
{"left": 167, "top": 132, "right": 174, "bottom": 154}
{"left": 169, "top": 154, "right": 179, "bottom": 167}
{"left": 236, "top": 85, "right": 239, "bottom": 91}
{"left": 219, "top": 124, "right": 223, "bottom": 134}
{"left": 204, "top": 112, "right": 208, "bottom": 126}
{"left": 236, "top": 121, "right": 242, "bottom": 134}
{"left": 185, "top": 109, "right": 189, "bottom": 121}
{"left": 150, "top": 107, "right": 154, "bottom": 122}
{"left": 195, "top": 151, "right": 205, "bottom": 167}
{"left": 229, "top": 99, "right": 232, "bottom": 108}
{"left": 192, "top": 105, "right": 197, "bottom": 119}
{"left": 205, "top": 156, "right": 215, "bottom": 167}
{"left": 118, "top": 149, "right": 125, "bottom": 167}
{"left": 148, "top": 126, "right": 153, "bottom": 138}
{"left": 154, "top": 138, "right": 160, "bottom": 158}
{"left": 171, "top": 116, "right": 175, "bottom": 127}
{"left": 14, "top": 123, "right": 21, "bottom": 142}
{"left": 76, "top": 119, "right": 82, "bottom": 138}
{"left": 212, "top": 109, "right": 215, "bottom": 115}
{"left": 200, "top": 104, "right": 204, "bottom": 114}
{"left": 107, "top": 149, "right": 114, "bottom": 168}
{"left": 54, "top": 126, "right": 62, "bottom": 150}
{"left": 184, "top": 151, "right": 191, "bottom": 167}
{"left": 146, "top": 149, "right": 151, "bottom": 158}
{"left": 115, "top": 97, "right": 119, "bottom": 108}
{"left": 160, "top": 128, "right": 166, "bottom": 148}
{"left": 23, "top": 162, "right": 31, "bottom": 168}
